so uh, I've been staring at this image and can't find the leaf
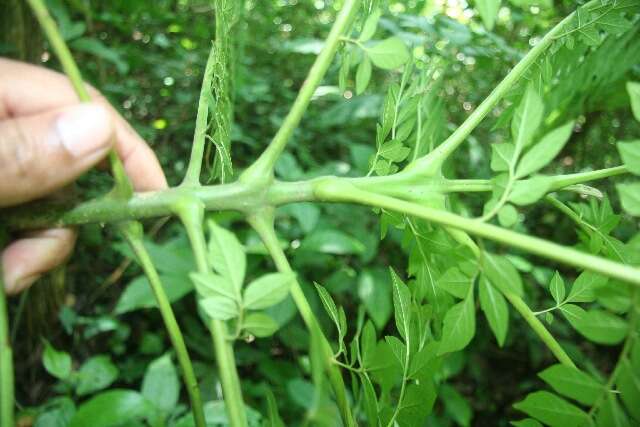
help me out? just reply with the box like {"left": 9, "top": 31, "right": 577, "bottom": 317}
{"left": 42, "top": 341, "right": 72, "bottom": 381}
{"left": 358, "top": 269, "right": 392, "bottom": 330}
{"left": 595, "top": 393, "right": 630, "bottom": 427}
{"left": 76, "top": 355, "right": 119, "bottom": 396}
{"left": 538, "top": 364, "right": 603, "bottom": 406}
{"left": 359, "top": 9, "right": 381, "bottom": 42}
{"left": 243, "top": 272, "right": 293, "bottom": 310}
{"left": 617, "top": 359, "right": 640, "bottom": 420}
{"left": 490, "top": 143, "right": 515, "bottom": 172}
{"left": 475, "top": 0, "right": 501, "bottom": 30}
{"left": 379, "top": 140, "right": 411, "bottom": 162}
{"left": 189, "top": 272, "right": 235, "bottom": 300}
{"left": 69, "top": 390, "right": 153, "bottom": 427}
{"left": 511, "top": 419, "right": 544, "bottom": 427}
{"left": 114, "top": 274, "right": 194, "bottom": 315}
{"left": 498, "top": 204, "right": 518, "bottom": 227}
{"left": 366, "top": 37, "right": 410, "bottom": 70}
{"left": 617, "top": 182, "right": 640, "bottom": 216}
{"left": 566, "top": 271, "right": 607, "bottom": 303}
{"left": 243, "top": 312, "right": 280, "bottom": 337}
{"left": 437, "top": 286, "right": 475, "bottom": 355}
{"left": 548, "top": 271, "right": 565, "bottom": 305}
{"left": 479, "top": 276, "right": 508, "bottom": 347}
{"left": 509, "top": 176, "right": 553, "bottom": 206}
{"left": 481, "top": 252, "right": 523, "bottom": 297}
{"left": 390, "top": 269, "right": 412, "bottom": 341}
{"left": 207, "top": 220, "right": 246, "bottom": 293}
{"left": 314, "top": 283, "right": 341, "bottom": 334}
{"left": 70, "top": 37, "right": 129, "bottom": 74}
{"left": 355, "top": 56, "right": 373, "bottom": 95}
{"left": 516, "top": 121, "right": 574, "bottom": 178}
{"left": 513, "top": 391, "right": 589, "bottom": 427}
{"left": 437, "top": 267, "right": 474, "bottom": 299}
{"left": 339, "top": 49, "right": 351, "bottom": 92}
{"left": 385, "top": 335, "right": 407, "bottom": 367}
{"left": 265, "top": 388, "right": 285, "bottom": 427}
{"left": 512, "top": 85, "right": 544, "bottom": 150}
{"left": 617, "top": 140, "right": 640, "bottom": 175}
{"left": 301, "top": 229, "right": 365, "bottom": 255}
{"left": 359, "top": 373, "right": 379, "bottom": 427}
{"left": 199, "top": 295, "right": 239, "bottom": 320}
{"left": 628, "top": 81, "right": 640, "bottom": 122}
{"left": 440, "top": 384, "right": 472, "bottom": 427}
{"left": 141, "top": 354, "right": 180, "bottom": 413}
{"left": 565, "top": 309, "right": 628, "bottom": 345}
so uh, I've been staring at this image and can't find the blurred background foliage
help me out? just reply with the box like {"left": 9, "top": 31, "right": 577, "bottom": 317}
{"left": 2, "top": 0, "right": 639, "bottom": 426}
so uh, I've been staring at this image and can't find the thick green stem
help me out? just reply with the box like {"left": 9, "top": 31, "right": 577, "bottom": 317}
{"left": 175, "top": 200, "right": 247, "bottom": 427}
{"left": 241, "top": 0, "right": 361, "bottom": 181}
{"left": 314, "top": 179, "right": 640, "bottom": 287}
{"left": 403, "top": 6, "right": 579, "bottom": 176}
{"left": 26, "top": 0, "right": 133, "bottom": 198}
{"left": 247, "top": 209, "right": 355, "bottom": 427}
{"left": 0, "top": 269, "right": 14, "bottom": 427}
{"left": 183, "top": 46, "right": 217, "bottom": 186}
{"left": 120, "top": 222, "right": 206, "bottom": 427}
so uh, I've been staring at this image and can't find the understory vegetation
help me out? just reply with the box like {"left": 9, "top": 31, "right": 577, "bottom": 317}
{"left": 1, "top": 0, "right": 640, "bottom": 426}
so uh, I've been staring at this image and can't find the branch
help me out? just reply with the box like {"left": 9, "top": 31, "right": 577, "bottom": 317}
{"left": 401, "top": 5, "right": 581, "bottom": 177}
{"left": 0, "top": 269, "right": 14, "bottom": 427}
{"left": 120, "top": 222, "right": 206, "bottom": 427}
{"left": 26, "top": 0, "right": 133, "bottom": 198}
{"left": 247, "top": 209, "right": 356, "bottom": 427}
{"left": 240, "top": 0, "right": 361, "bottom": 182}
{"left": 175, "top": 199, "right": 247, "bottom": 427}
{"left": 314, "top": 179, "right": 640, "bottom": 287}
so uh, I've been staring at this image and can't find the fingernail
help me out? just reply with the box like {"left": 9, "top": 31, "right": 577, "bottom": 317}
{"left": 56, "top": 104, "right": 112, "bottom": 157}
{"left": 8, "top": 274, "right": 41, "bottom": 294}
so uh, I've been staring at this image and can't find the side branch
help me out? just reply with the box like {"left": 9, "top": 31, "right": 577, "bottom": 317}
{"left": 241, "top": 0, "right": 361, "bottom": 181}
{"left": 0, "top": 268, "right": 14, "bottom": 427}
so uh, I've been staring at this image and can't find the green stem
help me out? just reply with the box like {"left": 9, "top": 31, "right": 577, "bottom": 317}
{"left": 175, "top": 200, "right": 247, "bottom": 427}
{"left": 0, "top": 268, "right": 14, "bottom": 427}
{"left": 26, "top": 0, "right": 133, "bottom": 198}
{"left": 247, "top": 209, "right": 356, "bottom": 427}
{"left": 120, "top": 222, "right": 206, "bottom": 427}
{"left": 241, "top": 0, "right": 361, "bottom": 181}
{"left": 403, "top": 6, "right": 579, "bottom": 176}
{"left": 548, "top": 165, "right": 628, "bottom": 190}
{"left": 183, "top": 46, "right": 217, "bottom": 186}
{"left": 314, "top": 179, "right": 640, "bottom": 287}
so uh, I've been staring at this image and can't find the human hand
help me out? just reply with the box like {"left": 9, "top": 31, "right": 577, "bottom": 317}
{"left": 0, "top": 58, "right": 167, "bottom": 294}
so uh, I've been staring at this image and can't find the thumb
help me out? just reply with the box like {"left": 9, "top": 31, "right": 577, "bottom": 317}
{"left": 0, "top": 103, "right": 113, "bottom": 207}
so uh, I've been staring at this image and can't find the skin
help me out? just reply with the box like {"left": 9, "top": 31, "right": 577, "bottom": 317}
{"left": 0, "top": 58, "right": 167, "bottom": 295}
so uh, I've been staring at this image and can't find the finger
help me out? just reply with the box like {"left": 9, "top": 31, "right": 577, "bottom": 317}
{"left": 0, "top": 58, "right": 167, "bottom": 191}
{"left": 0, "top": 103, "right": 114, "bottom": 207}
{"left": 2, "top": 228, "right": 76, "bottom": 295}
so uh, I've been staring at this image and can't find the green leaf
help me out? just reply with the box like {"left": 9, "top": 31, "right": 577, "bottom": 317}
{"left": 207, "top": 220, "right": 246, "bottom": 292}
{"left": 512, "top": 85, "right": 544, "bottom": 150}
{"left": 617, "top": 140, "right": 640, "bottom": 175}
{"left": 199, "top": 295, "right": 239, "bottom": 320}
{"left": 114, "top": 274, "right": 193, "bottom": 315}
{"left": 265, "top": 388, "right": 285, "bottom": 427}
{"left": 567, "top": 271, "right": 607, "bottom": 303}
{"left": 617, "top": 359, "right": 640, "bottom": 420}
{"left": 498, "top": 204, "right": 518, "bottom": 227}
{"left": 490, "top": 143, "right": 515, "bottom": 172}
{"left": 617, "top": 182, "right": 640, "bottom": 216}
{"left": 475, "top": 0, "right": 501, "bottom": 30}
{"left": 564, "top": 309, "right": 627, "bottom": 345}
{"left": 314, "top": 283, "right": 341, "bottom": 334}
{"left": 379, "top": 139, "right": 411, "bottom": 162}
{"left": 513, "top": 391, "right": 589, "bottom": 427}
{"left": 440, "top": 384, "right": 472, "bottom": 427}
{"left": 301, "top": 229, "right": 365, "bottom": 254}
{"left": 141, "top": 354, "right": 180, "bottom": 413}
{"left": 595, "top": 393, "right": 630, "bottom": 427}
{"left": 538, "top": 364, "right": 603, "bottom": 405}
{"left": 189, "top": 272, "right": 235, "bottom": 300}
{"left": 509, "top": 176, "right": 553, "bottom": 205}
{"left": 70, "top": 390, "right": 153, "bottom": 427}
{"left": 482, "top": 252, "right": 523, "bottom": 297}
{"left": 243, "top": 272, "right": 293, "bottom": 310}
{"left": 42, "top": 341, "right": 72, "bottom": 381}
{"left": 516, "top": 121, "right": 574, "bottom": 178}
{"left": 243, "top": 312, "right": 280, "bottom": 337}
{"left": 76, "top": 355, "right": 119, "bottom": 396}
{"left": 511, "top": 419, "right": 544, "bottom": 427}
{"left": 437, "top": 267, "right": 474, "bottom": 299}
{"left": 358, "top": 269, "right": 392, "bottom": 330}
{"left": 479, "top": 276, "right": 508, "bottom": 347}
{"left": 627, "top": 81, "right": 640, "bottom": 122}
{"left": 356, "top": 56, "right": 372, "bottom": 95}
{"left": 366, "top": 37, "right": 410, "bottom": 70}
{"left": 548, "top": 271, "right": 565, "bottom": 305}
{"left": 70, "top": 37, "right": 129, "bottom": 74}
{"left": 438, "top": 286, "right": 475, "bottom": 355}
{"left": 359, "top": 9, "right": 381, "bottom": 42}
{"left": 359, "top": 373, "right": 379, "bottom": 427}
{"left": 390, "top": 269, "right": 412, "bottom": 341}
{"left": 339, "top": 49, "right": 351, "bottom": 92}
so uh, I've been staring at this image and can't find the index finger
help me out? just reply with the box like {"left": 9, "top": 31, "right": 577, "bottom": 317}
{"left": 0, "top": 58, "right": 168, "bottom": 191}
